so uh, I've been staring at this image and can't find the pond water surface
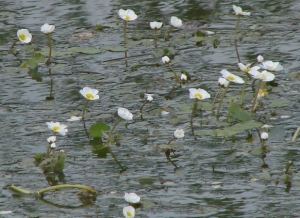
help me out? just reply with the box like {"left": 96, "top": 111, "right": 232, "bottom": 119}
{"left": 1, "top": 0, "right": 300, "bottom": 217}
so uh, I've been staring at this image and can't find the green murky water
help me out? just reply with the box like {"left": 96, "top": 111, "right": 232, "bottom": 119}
{"left": 1, "top": 0, "right": 300, "bottom": 217}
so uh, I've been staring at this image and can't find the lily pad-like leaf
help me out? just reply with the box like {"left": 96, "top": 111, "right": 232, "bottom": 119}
{"left": 269, "top": 99, "right": 290, "bottom": 108}
{"left": 102, "top": 45, "right": 128, "bottom": 52}
{"left": 89, "top": 122, "right": 110, "bottom": 138}
{"left": 28, "top": 67, "right": 43, "bottom": 82}
{"left": 39, "top": 151, "right": 66, "bottom": 173}
{"left": 67, "top": 47, "right": 103, "bottom": 54}
{"left": 197, "top": 120, "right": 262, "bottom": 137}
{"left": 228, "top": 102, "right": 252, "bottom": 122}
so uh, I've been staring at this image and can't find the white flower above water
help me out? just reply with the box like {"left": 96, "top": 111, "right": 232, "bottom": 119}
{"left": 17, "top": 29, "right": 32, "bottom": 43}
{"left": 80, "top": 87, "right": 99, "bottom": 100}
{"left": 260, "top": 61, "right": 283, "bottom": 72}
{"left": 220, "top": 69, "right": 244, "bottom": 84}
{"left": 170, "top": 16, "right": 183, "bottom": 28}
{"left": 46, "top": 121, "right": 68, "bottom": 136}
{"left": 218, "top": 77, "right": 229, "bottom": 88}
{"left": 118, "top": 9, "right": 137, "bottom": 21}
{"left": 162, "top": 56, "right": 170, "bottom": 64}
{"left": 181, "top": 74, "right": 187, "bottom": 81}
{"left": 67, "top": 115, "right": 82, "bottom": 121}
{"left": 145, "top": 94, "right": 154, "bottom": 102}
{"left": 249, "top": 70, "right": 275, "bottom": 82}
{"left": 118, "top": 107, "right": 133, "bottom": 120}
{"left": 47, "top": 136, "right": 56, "bottom": 144}
{"left": 174, "top": 129, "right": 184, "bottom": 139}
{"left": 257, "top": 89, "right": 268, "bottom": 99}
{"left": 161, "top": 109, "right": 169, "bottom": 116}
{"left": 124, "top": 192, "right": 140, "bottom": 203}
{"left": 123, "top": 206, "right": 135, "bottom": 218}
{"left": 150, "top": 21, "right": 163, "bottom": 30}
{"left": 261, "top": 132, "right": 268, "bottom": 140}
{"left": 189, "top": 88, "right": 211, "bottom": 100}
{"left": 257, "top": 55, "right": 264, "bottom": 62}
{"left": 232, "top": 5, "right": 251, "bottom": 16}
{"left": 41, "top": 23, "right": 55, "bottom": 34}
{"left": 238, "top": 63, "right": 260, "bottom": 74}
{"left": 50, "top": 143, "right": 56, "bottom": 148}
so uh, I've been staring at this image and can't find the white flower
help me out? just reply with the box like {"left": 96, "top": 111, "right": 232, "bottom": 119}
{"left": 150, "top": 21, "right": 163, "bottom": 30}
{"left": 257, "top": 89, "right": 268, "bottom": 99}
{"left": 17, "top": 29, "right": 32, "bottom": 43}
{"left": 220, "top": 69, "right": 244, "bottom": 84}
{"left": 260, "top": 61, "right": 283, "bottom": 72}
{"left": 232, "top": 5, "right": 251, "bottom": 16}
{"left": 124, "top": 192, "right": 140, "bottom": 203}
{"left": 261, "top": 132, "right": 268, "bottom": 140}
{"left": 189, "top": 88, "right": 210, "bottom": 100}
{"left": 80, "top": 87, "right": 99, "bottom": 100}
{"left": 41, "top": 23, "right": 55, "bottom": 34}
{"left": 46, "top": 122, "right": 68, "bottom": 136}
{"left": 118, "top": 107, "right": 133, "bottom": 120}
{"left": 174, "top": 129, "right": 184, "bottom": 139}
{"left": 261, "top": 124, "right": 274, "bottom": 129}
{"left": 257, "top": 55, "right": 264, "bottom": 62}
{"left": 206, "top": 30, "right": 215, "bottom": 35}
{"left": 47, "top": 136, "right": 56, "bottom": 143}
{"left": 218, "top": 77, "right": 229, "bottom": 88}
{"left": 118, "top": 9, "right": 137, "bottom": 21}
{"left": 181, "top": 74, "right": 187, "bottom": 81}
{"left": 162, "top": 56, "right": 170, "bottom": 64}
{"left": 238, "top": 63, "right": 260, "bottom": 74}
{"left": 67, "top": 116, "right": 82, "bottom": 121}
{"left": 170, "top": 16, "right": 183, "bottom": 28}
{"left": 123, "top": 206, "right": 135, "bottom": 218}
{"left": 250, "top": 70, "right": 275, "bottom": 82}
{"left": 50, "top": 143, "right": 56, "bottom": 148}
{"left": 145, "top": 94, "right": 154, "bottom": 102}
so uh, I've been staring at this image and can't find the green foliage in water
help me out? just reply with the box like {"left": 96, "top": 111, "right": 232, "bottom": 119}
{"left": 89, "top": 121, "right": 110, "bottom": 138}
{"left": 39, "top": 151, "right": 66, "bottom": 173}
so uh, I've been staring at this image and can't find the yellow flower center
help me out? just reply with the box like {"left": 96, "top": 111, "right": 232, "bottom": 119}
{"left": 52, "top": 126, "right": 60, "bottom": 131}
{"left": 226, "top": 75, "right": 235, "bottom": 81}
{"left": 258, "top": 89, "right": 267, "bottom": 96}
{"left": 126, "top": 211, "right": 132, "bottom": 216}
{"left": 261, "top": 74, "right": 267, "bottom": 80}
{"left": 194, "top": 93, "right": 203, "bottom": 99}
{"left": 125, "top": 15, "right": 130, "bottom": 20}
{"left": 85, "top": 93, "right": 94, "bottom": 99}
{"left": 19, "top": 34, "right": 26, "bottom": 40}
{"left": 245, "top": 67, "right": 250, "bottom": 73}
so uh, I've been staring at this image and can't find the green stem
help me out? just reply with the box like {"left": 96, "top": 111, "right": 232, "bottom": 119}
{"left": 106, "top": 118, "right": 125, "bottom": 170}
{"left": 234, "top": 16, "right": 241, "bottom": 63}
{"left": 166, "top": 26, "right": 174, "bottom": 41}
{"left": 240, "top": 74, "right": 249, "bottom": 105}
{"left": 167, "top": 137, "right": 177, "bottom": 145}
{"left": 190, "top": 99, "right": 198, "bottom": 136}
{"left": 124, "top": 51, "right": 128, "bottom": 67}
{"left": 216, "top": 82, "right": 230, "bottom": 119}
{"left": 164, "top": 149, "right": 178, "bottom": 169}
{"left": 8, "top": 184, "right": 96, "bottom": 195}
{"left": 167, "top": 64, "right": 180, "bottom": 83}
{"left": 251, "top": 80, "right": 262, "bottom": 112}
{"left": 211, "top": 87, "right": 221, "bottom": 114}
{"left": 45, "top": 34, "right": 52, "bottom": 66}
{"left": 123, "top": 20, "right": 127, "bottom": 46}
{"left": 140, "top": 100, "right": 148, "bottom": 121}
{"left": 154, "top": 29, "right": 158, "bottom": 48}
{"left": 10, "top": 39, "right": 18, "bottom": 50}
{"left": 82, "top": 100, "right": 89, "bottom": 121}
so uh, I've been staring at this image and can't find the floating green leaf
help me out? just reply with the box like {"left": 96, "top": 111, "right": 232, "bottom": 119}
{"left": 39, "top": 151, "right": 66, "bottom": 173}
{"left": 67, "top": 47, "right": 103, "bottom": 54}
{"left": 102, "top": 45, "right": 128, "bottom": 52}
{"left": 269, "top": 99, "right": 290, "bottom": 108}
{"left": 228, "top": 102, "right": 252, "bottom": 121}
{"left": 197, "top": 120, "right": 262, "bottom": 137}
{"left": 89, "top": 122, "right": 110, "bottom": 138}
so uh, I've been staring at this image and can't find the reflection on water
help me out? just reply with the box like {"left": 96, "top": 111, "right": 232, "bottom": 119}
{"left": 1, "top": 0, "right": 300, "bottom": 217}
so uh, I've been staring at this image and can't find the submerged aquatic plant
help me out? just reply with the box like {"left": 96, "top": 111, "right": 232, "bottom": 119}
{"left": 41, "top": 23, "right": 55, "bottom": 66}
{"left": 80, "top": 87, "right": 100, "bottom": 120}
